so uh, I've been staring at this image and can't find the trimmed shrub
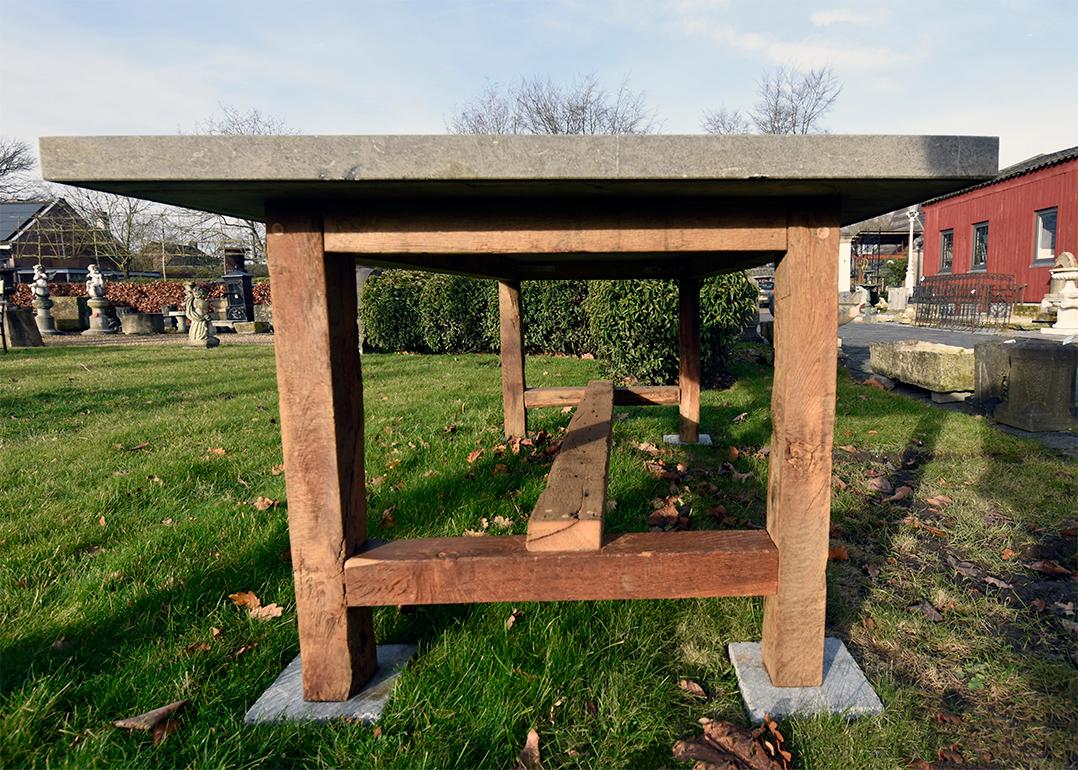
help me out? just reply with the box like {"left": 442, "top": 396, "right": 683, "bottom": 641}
{"left": 481, "top": 280, "right": 593, "bottom": 355}
{"left": 418, "top": 274, "right": 497, "bottom": 353}
{"left": 585, "top": 273, "right": 757, "bottom": 386}
{"left": 360, "top": 270, "right": 427, "bottom": 352}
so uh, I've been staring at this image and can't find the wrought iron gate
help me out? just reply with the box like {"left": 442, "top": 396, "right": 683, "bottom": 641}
{"left": 912, "top": 273, "right": 1024, "bottom": 330}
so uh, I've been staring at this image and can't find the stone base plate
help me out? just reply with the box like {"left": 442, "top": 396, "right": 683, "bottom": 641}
{"left": 728, "top": 638, "right": 882, "bottom": 723}
{"left": 663, "top": 433, "right": 713, "bottom": 446}
{"left": 244, "top": 644, "right": 415, "bottom": 724}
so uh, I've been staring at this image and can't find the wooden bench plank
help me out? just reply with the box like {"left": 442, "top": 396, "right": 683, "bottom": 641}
{"left": 523, "top": 385, "right": 680, "bottom": 409}
{"left": 344, "top": 530, "right": 778, "bottom": 606}
{"left": 526, "top": 380, "right": 613, "bottom": 552}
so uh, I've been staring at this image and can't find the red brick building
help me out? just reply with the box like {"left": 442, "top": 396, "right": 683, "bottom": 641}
{"left": 921, "top": 146, "right": 1077, "bottom": 303}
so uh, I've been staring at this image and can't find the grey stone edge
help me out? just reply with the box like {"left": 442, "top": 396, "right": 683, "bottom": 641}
{"left": 727, "top": 638, "right": 883, "bottom": 723}
{"left": 244, "top": 644, "right": 416, "bottom": 724}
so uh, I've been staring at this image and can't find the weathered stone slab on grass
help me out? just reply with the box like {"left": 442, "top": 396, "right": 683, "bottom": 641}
{"left": 120, "top": 313, "right": 165, "bottom": 335}
{"left": 869, "top": 340, "right": 974, "bottom": 393}
{"left": 729, "top": 638, "right": 883, "bottom": 723}
{"left": 663, "top": 433, "right": 712, "bottom": 446}
{"left": 234, "top": 321, "right": 270, "bottom": 334}
{"left": 244, "top": 644, "right": 415, "bottom": 724}
{"left": 3, "top": 307, "right": 44, "bottom": 347}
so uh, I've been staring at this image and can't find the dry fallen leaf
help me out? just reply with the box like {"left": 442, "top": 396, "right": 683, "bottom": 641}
{"left": 829, "top": 544, "right": 850, "bottom": 562}
{"left": 832, "top": 476, "right": 848, "bottom": 491}
{"left": 160, "top": 518, "right": 174, "bottom": 526}
{"left": 253, "top": 496, "right": 277, "bottom": 511}
{"left": 911, "top": 600, "right": 944, "bottom": 623}
{"left": 147, "top": 475, "right": 163, "bottom": 485}
{"left": 561, "top": 406, "right": 573, "bottom": 414}
{"left": 249, "top": 603, "right": 284, "bottom": 621}
{"left": 727, "top": 446, "right": 740, "bottom": 462}
{"left": 984, "top": 576, "right": 1014, "bottom": 590}
{"left": 466, "top": 448, "right": 483, "bottom": 464}
{"left": 678, "top": 678, "right": 707, "bottom": 698}
{"left": 1001, "top": 547, "right": 1018, "bottom": 561}
{"left": 837, "top": 444, "right": 857, "bottom": 453}
{"left": 98, "top": 516, "right": 106, "bottom": 527}
{"left": 270, "top": 463, "right": 285, "bottom": 476}
{"left": 868, "top": 477, "right": 893, "bottom": 495}
{"left": 514, "top": 728, "right": 543, "bottom": 770}
{"left": 127, "top": 442, "right": 150, "bottom": 452}
{"left": 493, "top": 463, "right": 509, "bottom": 475}
{"left": 228, "top": 591, "right": 261, "bottom": 609}
{"left": 867, "top": 429, "right": 879, "bottom": 435}
{"left": 113, "top": 700, "right": 187, "bottom": 731}
{"left": 505, "top": 608, "right": 524, "bottom": 631}
{"left": 1031, "top": 598, "right": 1047, "bottom": 611}
{"left": 380, "top": 507, "right": 397, "bottom": 529}
{"left": 634, "top": 441, "right": 660, "bottom": 455}
{"left": 884, "top": 485, "right": 913, "bottom": 503}
{"left": 936, "top": 710, "right": 962, "bottom": 725}
{"left": 733, "top": 412, "right": 749, "bottom": 423}
{"left": 731, "top": 470, "right": 754, "bottom": 483}
{"left": 206, "top": 447, "right": 226, "bottom": 457}
{"left": 1027, "top": 559, "right": 1072, "bottom": 577}
{"left": 924, "top": 495, "right": 953, "bottom": 508}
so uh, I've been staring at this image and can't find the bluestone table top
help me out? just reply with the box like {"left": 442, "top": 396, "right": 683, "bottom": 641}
{"left": 40, "top": 134, "right": 997, "bottom": 225}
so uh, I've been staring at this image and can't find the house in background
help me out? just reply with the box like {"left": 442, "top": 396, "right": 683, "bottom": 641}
{"left": 921, "top": 145, "right": 1076, "bottom": 304}
{"left": 138, "top": 239, "right": 219, "bottom": 278}
{"left": 1, "top": 198, "right": 120, "bottom": 283}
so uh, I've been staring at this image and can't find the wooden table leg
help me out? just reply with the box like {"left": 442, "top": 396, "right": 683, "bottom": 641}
{"left": 499, "top": 279, "right": 527, "bottom": 438}
{"left": 679, "top": 277, "right": 701, "bottom": 443}
{"left": 266, "top": 208, "right": 377, "bottom": 701}
{"left": 761, "top": 200, "right": 839, "bottom": 687}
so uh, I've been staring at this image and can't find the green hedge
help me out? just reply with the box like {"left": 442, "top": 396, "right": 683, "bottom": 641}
{"left": 585, "top": 274, "right": 757, "bottom": 386}
{"left": 360, "top": 270, "right": 427, "bottom": 352}
{"left": 359, "top": 270, "right": 757, "bottom": 384}
{"left": 418, "top": 274, "right": 496, "bottom": 353}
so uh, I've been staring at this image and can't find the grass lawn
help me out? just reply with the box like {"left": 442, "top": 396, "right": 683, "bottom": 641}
{"left": 0, "top": 343, "right": 1075, "bottom": 769}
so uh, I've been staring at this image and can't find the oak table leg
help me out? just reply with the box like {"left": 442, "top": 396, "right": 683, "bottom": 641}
{"left": 761, "top": 200, "right": 840, "bottom": 687}
{"left": 499, "top": 279, "right": 527, "bottom": 438}
{"left": 266, "top": 208, "right": 377, "bottom": 701}
{"left": 678, "top": 277, "right": 701, "bottom": 444}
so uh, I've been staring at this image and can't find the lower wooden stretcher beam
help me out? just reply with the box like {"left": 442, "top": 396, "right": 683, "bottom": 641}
{"left": 524, "top": 385, "right": 680, "bottom": 408}
{"left": 343, "top": 530, "right": 778, "bottom": 606}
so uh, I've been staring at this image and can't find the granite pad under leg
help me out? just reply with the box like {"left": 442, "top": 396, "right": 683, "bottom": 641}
{"left": 244, "top": 644, "right": 415, "bottom": 724}
{"left": 663, "top": 433, "right": 713, "bottom": 446}
{"left": 728, "top": 638, "right": 882, "bottom": 723}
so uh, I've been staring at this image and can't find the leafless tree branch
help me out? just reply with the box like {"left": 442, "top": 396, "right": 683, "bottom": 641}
{"left": 703, "top": 65, "right": 842, "bottom": 135}
{"left": 0, "top": 137, "right": 40, "bottom": 199}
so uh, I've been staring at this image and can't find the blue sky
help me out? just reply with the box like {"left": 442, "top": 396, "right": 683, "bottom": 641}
{"left": 2, "top": 0, "right": 1075, "bottom": 167}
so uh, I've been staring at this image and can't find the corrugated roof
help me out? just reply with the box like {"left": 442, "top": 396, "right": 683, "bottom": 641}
{"left": 0, "top": 201, "right": 49, "bottom": 241}
{"left": 923, "top": 145, "right": 1078, "bottom": 205}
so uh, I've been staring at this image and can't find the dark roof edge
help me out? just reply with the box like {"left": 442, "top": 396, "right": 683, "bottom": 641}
{"left": 923, "top": 145, "right": 1078, "bottom": 206}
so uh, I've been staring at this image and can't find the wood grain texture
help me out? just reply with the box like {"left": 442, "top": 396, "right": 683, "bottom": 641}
{"left": 760, "top": 199, "right": 840, "bottom": 687}
{"left": 324, "top": 202, "right": 786, "bottom": 256}
{"left": 344, "top": 530, "right": 778, "bottom": 605}
{"left": 678, "top": 278, "right": 701, "bottom": 443}
{"left": 526, "top": 380, "right": 613, "bottom": 552}
{"left": 498, "top": 280, "right": 527, "bottom": 438}
{"left": 523, "top": 385, "right": 680, "bottom": 408}
{"left": 266, "top": 208, "right": 377, "bottom": 701}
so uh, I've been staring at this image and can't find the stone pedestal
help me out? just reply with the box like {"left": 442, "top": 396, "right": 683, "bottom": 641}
{"left": 32, "top": 297, "right": 60, "bottom": 334}
{"left": 52, "top": 296, "right": 89, "bottom": 331}
{"left": 82, "top": 296, "right": 117, "bottom": 335}
{"left": 1041, "top": 278, "right": 1078, "bottom": 337}
{"left": 886, "top": 287, "right": 909, "bottom": 312}
{"left": 993, "top": 339, "right": 1077, "bottom": 432}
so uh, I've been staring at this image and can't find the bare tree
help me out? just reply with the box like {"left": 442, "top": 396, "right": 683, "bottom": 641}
{"left": 63, "top": 187, "right": 159, "bottom": 277}
{"left": 0, "top": 137, "right": 39, "bottom": 199}
{"left": 190, "top": 106, "right": 299, "bottom": 264}
{"left": 449, "top": 74, "right": 657, "bottom": 135}
{"left": 703, "top": 66, "right": 841, "bottom": 135}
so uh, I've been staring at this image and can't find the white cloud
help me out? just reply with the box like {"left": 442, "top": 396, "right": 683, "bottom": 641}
{"left": 810, "top": 8, "right": 891, "bottom": 27}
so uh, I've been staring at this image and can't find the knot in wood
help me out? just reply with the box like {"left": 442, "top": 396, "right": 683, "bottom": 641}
{"left": 785, "top": 438, "right": 823, "bottom": 472}
{"left": 270, "top": 222, "right": 286, "bottom": 235}
{"left": 816, "top": 227, "right": 830, "bottom": 240}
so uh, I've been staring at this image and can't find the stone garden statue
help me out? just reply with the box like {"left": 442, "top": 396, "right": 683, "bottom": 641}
{"left": 85, "top": 264, "right": 107, "bottom": 299}
{"left": 81, "top": 264, "right": 119, "bottom": 335}
{"left": 185, "top": 283, "right": 219, "bottom": 348}
{"left": 31, "top": 264, "right": 58, "bottom": 335}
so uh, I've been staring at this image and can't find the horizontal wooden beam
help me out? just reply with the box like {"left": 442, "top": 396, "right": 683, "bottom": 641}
{"left": 526, "top": 380, "right": 613, "bottom": 552}
{"left": 344, "top": 530, "right": 778, "bottom": 606}
{"left": 325, "top": 201, "right": 786, "bottom": 256}
{"left": 524, "top": 385, "right": 680, "bottom": 409}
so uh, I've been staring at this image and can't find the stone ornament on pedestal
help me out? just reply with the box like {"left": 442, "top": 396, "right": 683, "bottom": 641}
{"left": 185, "top": 283, "right": 220, "bottom": 348}
{"left": 81, "top": 264, "right": 119, "bottom": 335}
{"left": 1041, "top": 252, "right": 1078, "bottom": 337}
{"left": 30, "top": 264, "right": 59, "bottom": 335}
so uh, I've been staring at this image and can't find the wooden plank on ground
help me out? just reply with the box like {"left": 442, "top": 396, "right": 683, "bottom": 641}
{"left": 524, "top": 385, "right": 680, "bottom": 409}
{"left": 499, "top": 280, "right": 527, "bottom": 438}
{"left": 265, "top": 208, "right": 377, "bottom": 701}
{"left": 760, "top": 198, "right": 840, "bottom": 687}
{"left": 344, "top": 530, "right": 778, "bottom": 605}
{"left": 526, "top": 380, "right": 613, "bottom": 552}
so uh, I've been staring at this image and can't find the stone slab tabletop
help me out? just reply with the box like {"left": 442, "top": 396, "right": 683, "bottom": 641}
{"left": 41, "top": 134, "right": 997, "bottom": 224}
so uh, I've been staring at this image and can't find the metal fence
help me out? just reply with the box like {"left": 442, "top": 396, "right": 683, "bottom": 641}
{"left": 912, "top": 273, "right": 1024, "bottom": 330}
